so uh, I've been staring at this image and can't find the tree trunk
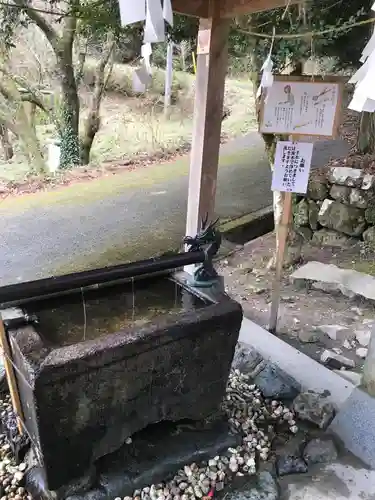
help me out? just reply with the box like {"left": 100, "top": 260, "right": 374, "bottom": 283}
{"left": 75, "top": 37, "right": 88, "bottom": 86}
{"left": 54, "top": 11, "right": 80, "bottom": 170}
{"left": 357, "top": 111, "right": 375, "bottom": 154}
{"left": 80, "top": 34, "right": 115, "bottom": 165}
{"left": 0, "top": 123, "right": 13, "bottom": 160}
{"left": 58, "top": 57, "right": 80, "bottom": 169}
{"left": 12, "top": 0, "right": 79, "bottom": 170}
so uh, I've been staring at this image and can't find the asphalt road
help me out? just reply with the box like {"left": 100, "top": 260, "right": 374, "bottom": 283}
{"left": 0, "top": 133, "right": 348, "bottom": 286}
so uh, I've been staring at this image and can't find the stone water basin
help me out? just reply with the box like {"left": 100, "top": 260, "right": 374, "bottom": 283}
{"left": 8, "top": 276, "right": 242, "bottom": 490}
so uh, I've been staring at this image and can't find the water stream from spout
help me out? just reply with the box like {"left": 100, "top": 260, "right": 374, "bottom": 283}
{"left": 81, "top": 287, "right": 87, "bottom": 341}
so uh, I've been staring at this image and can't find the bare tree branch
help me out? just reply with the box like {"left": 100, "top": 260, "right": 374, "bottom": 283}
{"left": 12, "top": 0, "right": 58, "bottom": 50}
{"left": 60, "top": 14, "right": 77, "bottom": 56}
{"left": 80, "top": 32, "right": 115, "bottom": 164}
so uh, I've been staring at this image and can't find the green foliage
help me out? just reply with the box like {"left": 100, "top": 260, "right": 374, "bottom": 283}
{"left": 231, "top": 0, "right": 368, "bottom": 72}
{"left": 167, "top": 14, "right": 198, "bottom": 44}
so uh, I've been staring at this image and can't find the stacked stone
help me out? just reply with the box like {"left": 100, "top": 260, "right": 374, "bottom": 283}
{"left": 294, "top": 166, "right": 375, "bottom": 246}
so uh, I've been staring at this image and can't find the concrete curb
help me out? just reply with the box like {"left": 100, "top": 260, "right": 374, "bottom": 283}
{"left": 220, "top": 205, "right": 274, "bottom": 245}
{"left": 239, "top": 317, "right": 356, "bottom": 409}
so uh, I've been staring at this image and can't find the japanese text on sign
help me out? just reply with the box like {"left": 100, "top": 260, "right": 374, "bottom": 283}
{"left": 271, "top": 141, "right": 314, "bottom": 194}
{"left": 260, "top": 80, "right": 341, "bottom": 137}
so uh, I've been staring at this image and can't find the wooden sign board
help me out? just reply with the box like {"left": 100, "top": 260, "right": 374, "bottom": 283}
{"left": 259, "top": 75, "right": 344, "bottom": 139}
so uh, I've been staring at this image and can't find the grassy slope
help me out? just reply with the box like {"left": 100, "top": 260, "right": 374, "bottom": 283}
{"left": 0, "top": 62, "right": 256, "bottom": 182}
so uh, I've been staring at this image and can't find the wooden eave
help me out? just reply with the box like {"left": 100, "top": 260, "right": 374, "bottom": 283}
{"left": 171, "top": 0, "right": 302, "bottom": 18}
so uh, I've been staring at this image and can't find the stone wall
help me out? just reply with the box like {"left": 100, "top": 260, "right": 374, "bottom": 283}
{"left": 294, "top": 166, "right": 375, "bottom": 246}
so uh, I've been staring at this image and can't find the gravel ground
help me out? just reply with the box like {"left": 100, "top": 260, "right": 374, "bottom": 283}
{"left": 120, "top": 369, "right": 300, "bottom": 500}
{"left": 0, "top": 358, "right": 336, "bottom": 500}
{"left": 0, "top": 368, "right": 302, "bottom": 500}
{"left": 0, "top": 396, "right": 29, "bottom": 500}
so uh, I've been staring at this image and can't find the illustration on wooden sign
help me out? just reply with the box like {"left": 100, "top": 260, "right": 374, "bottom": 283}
{"left": 259, "top": 79, "right": 342, "bottom": 138}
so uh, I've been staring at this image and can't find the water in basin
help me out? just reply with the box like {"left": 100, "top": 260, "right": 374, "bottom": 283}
{"left": 25, "top": 276, "right": 208, "bottom": 347}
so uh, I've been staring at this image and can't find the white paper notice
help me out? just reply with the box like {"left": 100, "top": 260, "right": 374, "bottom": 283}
{"left": 271, "top": 141, "right": 314, "bottom": 194}
{"left": 260, "top": 80, "right": 340, "bottom": 137}
{"left": 163, "top": 0, "right": 173, "bottom": 26}
{"left": 144, "top": 0, "right": 165, "bottom": 43}
{"left": 118, "top": 0, "right": 146, "bottom": 26}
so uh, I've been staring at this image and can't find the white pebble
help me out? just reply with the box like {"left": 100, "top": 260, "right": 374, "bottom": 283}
{"left": 215, "top": 481, "right": 224, "bottom": 491}
{"left": 229, "top": 463, "right": 238, "bottom": 473}
{"left": 208, "top": 471, "right": 217, "bottom": 481}
{"left": 193, "top": 486, "right": 203, "bottom": 498}
{"left": 13, "top": 472, "right": 23, "bottom": 483}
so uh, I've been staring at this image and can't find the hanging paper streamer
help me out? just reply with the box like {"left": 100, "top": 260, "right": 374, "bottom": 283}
{"left": 256, "top": 56, "right": 274, "bottom": 99}
{"left": 132, "top": 64, "right": 152, "bottom": 93}
{"left": 118, "top": 0, "right": 146, "bottom": 26}
{"left": 256, "top": 29, "right": 275, "bottom": 99}
{"left": 132, "top": 44, "right": 153, "bottom": 93}
{"left": 163, "top": 0, "right": 173, "bottom": 26}
{"left": 144, "top": 0, "right": 165, "bottom": 43}
{"left": 141, "top": 43, "right": 153, "bottom": 75}
{"left": 118, "top": 0, "right": 174, "bottom": 91}
{"left": 348, "top": 2, "right": 375, "bottom": 112}
{"left": 117, "top": 0, "right": 173, "bottom": 38}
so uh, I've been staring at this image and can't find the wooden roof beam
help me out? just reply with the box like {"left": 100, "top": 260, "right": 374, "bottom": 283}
{"left": 171, "top": 0, "right": 209, "bottom": 18}
{"left": 220, "top": 0, "right": 303, "bottom": 17}
{"left": 172, "top": 0, "right": 303, "bottom": 18}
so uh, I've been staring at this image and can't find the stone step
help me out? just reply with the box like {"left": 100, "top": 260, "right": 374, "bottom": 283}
{"left": 290, "top": 261, "right": 375, "bottom": 302}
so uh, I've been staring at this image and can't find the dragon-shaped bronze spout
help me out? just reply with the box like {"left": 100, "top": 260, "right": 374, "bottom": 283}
{"left": 183, "top": 215, "right": 221, "bottom": 287}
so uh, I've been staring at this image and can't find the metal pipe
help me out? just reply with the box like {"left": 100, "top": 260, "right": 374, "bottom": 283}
{"left": 0, "top": 251, "right": 205, "bottom": 307}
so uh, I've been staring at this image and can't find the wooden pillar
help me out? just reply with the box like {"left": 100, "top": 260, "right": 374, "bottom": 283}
{"left": 185, "top": 0, "right": 229, "bottom": 249}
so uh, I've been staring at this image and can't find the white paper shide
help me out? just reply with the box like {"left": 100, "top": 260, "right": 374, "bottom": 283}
{"left": 271, "top": 141, "right": 314, "bottom": 194}
{"left": 117, "top": 0, "right": 173, "bottom": 92}
{"left": 256, "top": 33, "right": 275, "bottom": 99}
{"left": 348, "top": 1, "right": 375, "bottom": 112}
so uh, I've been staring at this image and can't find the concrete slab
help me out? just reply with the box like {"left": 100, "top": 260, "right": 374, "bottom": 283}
{"left": 291, "top": 261, "right": 375, "bottom": 302}
{"left": 280, "top": 455, "right": 375, "bottom": 500}
{"left": 333, "top": 370, "right": 362, "bottom": 387}
{"left": 329, "top": 388, "right": 375, "bottom": 470}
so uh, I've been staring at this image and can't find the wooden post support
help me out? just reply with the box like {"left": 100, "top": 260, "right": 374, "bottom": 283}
{"left": 269, "top": 191, "right": 293, "bottom": 334}
{"left": 185, "top": 0, "right": 229, "bottom": 269}
{"left": 0, "top": 317, "right": 24, "bottom": 434}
